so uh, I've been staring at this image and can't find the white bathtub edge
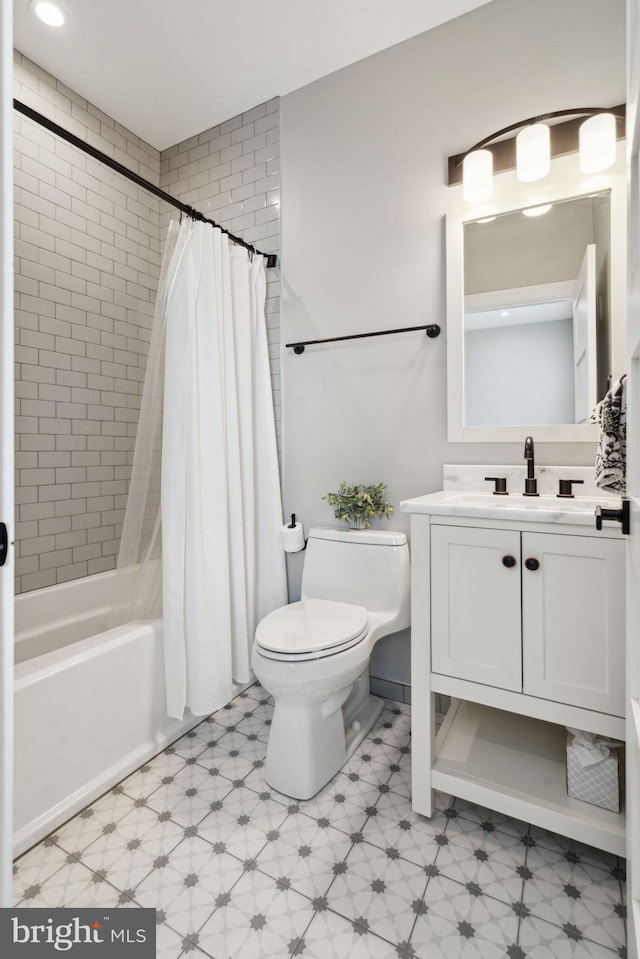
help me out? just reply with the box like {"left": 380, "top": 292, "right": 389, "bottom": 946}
{"left": 14, "top": 713, "right": 198, "bottom": 859}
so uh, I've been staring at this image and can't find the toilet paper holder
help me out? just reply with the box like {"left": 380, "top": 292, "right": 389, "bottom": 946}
{"left": 288, "top": 513, "right": 307, "bottom": 549}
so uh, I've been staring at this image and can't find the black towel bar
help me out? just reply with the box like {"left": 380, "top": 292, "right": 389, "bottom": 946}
{"left": 286, "top": 323, "right": 441, "bottom": 354}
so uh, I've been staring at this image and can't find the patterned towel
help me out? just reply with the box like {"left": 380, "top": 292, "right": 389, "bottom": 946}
{"left": 595, "top": 374, "right": 627, "bottom": 492}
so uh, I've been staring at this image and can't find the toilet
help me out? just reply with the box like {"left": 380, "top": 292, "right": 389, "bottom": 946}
{"left": 252, "top": 526, "right": 410, "bottom": 799}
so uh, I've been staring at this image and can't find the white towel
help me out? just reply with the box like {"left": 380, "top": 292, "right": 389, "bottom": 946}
{"left": 595, "top": 374, "right": 627, "bottom": 493}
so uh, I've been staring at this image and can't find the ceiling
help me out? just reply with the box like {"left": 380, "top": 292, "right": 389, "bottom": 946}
{"left": 466, "top": 299, "right": 573, "bottom": 332}
{"left": 13, "top": 0, "right": 494, "bottom": 150}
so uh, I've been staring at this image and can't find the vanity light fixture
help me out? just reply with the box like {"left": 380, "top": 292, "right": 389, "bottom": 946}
{"left": 462, "top": 149, "right": 492, "bottom": 202}
{"left": 32, "top": 0, "right": 65, "bottom": 26}
{"left": 516, "top": 123, "right": 550, "bottom": 182}
{"left": 449, "top": 106, "right": 624, "bottom": 200}
{"left": 579, "top": 113, "right": 617, "bottom": 174}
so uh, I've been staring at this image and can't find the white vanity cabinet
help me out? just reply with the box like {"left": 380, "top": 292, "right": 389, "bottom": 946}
{"left": 401, "top": 484, "right": 627, "bottom": 857}
{"left": 521, "top": 531, "right": 625, "bottom": 715}
{"left": 431, "top": 525, "right": 625, "bottom": 715}
{"left": 431, "top": 525, "right": 522, "bottom": 691}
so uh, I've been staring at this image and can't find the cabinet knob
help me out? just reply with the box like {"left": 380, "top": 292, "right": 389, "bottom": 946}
{"left": 502, "top": 555, "right": 517, "bottom": 568}
{"left": 525, "top": 558, "right": 540, "bottom": 571}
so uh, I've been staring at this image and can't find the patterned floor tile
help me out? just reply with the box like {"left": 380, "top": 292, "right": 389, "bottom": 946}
{"left": 296, "top": 772, "right": 386, "bottom": 835}
{"left": 293, "top": 907, "right": 403, "bottom": 958}
{"left": 410, "top": 874, "right": 519, "bottom": 958}
{"left": 133, "top": 834, "right": 245, "bottom": 938}
{"left": 209, "top": 730, "right": 268, "bottom": 780}
{"left": 254, "top": 814, "right": 353, "bottom": 901}
{"left": 433, "top": 791, "right": 455, "bottom": 812}
{"left": 434, "top": 816, "right": 527, "bottom": 905}
{"left": 10, "top": 684, "right": 627, "bottom": 959}
{"left": 188, "top": 752, "right": 247, "bottom": 792}
{"left": 233, "top": 702, "right": 273, "bottom": 741}
{"left": 368, "top": 703, "right": 412, "bottom": 748}
{"left": 240, "top": 765, "right": 293, "bottom": 801}
{"left": 144, "top": 761, "right": 236, "bottom": 827}
{"left": 518, "top": 914, "right": 623, "bottom": 957}
{"left": 120, "top": 748, "right": 188, "bottom": 801}
{"left": 18, "top": 858, "right": 125, "bottom": 908}
{"left": 212, "top": 699, "right": 263, "bottom": 733}
{"left": 157, "top": 922, "right": 190, "bottom": 959}
{"left": 196, "top": 868, "right": 315, "bottom": 958}
{"left": 196, "top": 783, "right": 290, "bottom": 861}
{"left": 13, "top": 838, "right": 69, "bottom": 905}
{"left": 385, "top": 746, "right": 412, "bottom": 799}
{"left": 452, "top": 797, "right": 532, "bottom": 840}
{"left": 49, "top": 789, "right": 139, "bottom": 855}
{"left": 324, "top": 838, "right": 428, "bottom": 944}
{"left": 242, "top": 682, "right": 272, "bottom": 704}
{"left": 527, "top": 824, "right": 621, "bottom": 873}
{"left": 78, "top": 803, "right": 186, "bottom": 893}
{"left": 170, "top": 722, "right": 228, "bottom": 762}
{"left": 361, "top": 790, "right": 447, "bottom": 869}
{"left": 522, "top": 846, "right": 625, "bottom": 951}
{"left": 342, "top": 738, "right": 402, "bottom": 789}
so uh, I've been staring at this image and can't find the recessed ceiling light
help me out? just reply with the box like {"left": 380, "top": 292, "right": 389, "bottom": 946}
{"left": 499, "top": 311, "right": 510, "bottom": 317}
{"left": 32, "top": 1, "right": 65, "bottom": 27}
{"left": 475, "top": 216, "right": 496, "bottom": 224}
{"left": 522, "top": 204, "right": 552, "bottom": 218}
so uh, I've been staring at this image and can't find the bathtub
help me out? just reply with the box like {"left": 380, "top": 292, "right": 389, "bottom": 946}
{"left": 13, "top": 569, "right": 197, "bottom": 857}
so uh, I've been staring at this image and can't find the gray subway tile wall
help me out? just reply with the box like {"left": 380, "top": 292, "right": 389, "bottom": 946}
{"left": 158, "top": 99, "right": 281, "bottom": 465}
{"left": 14, "top": 52, "right": 282, "bottom": 594}
{"left": 13, "top": 52, "right": 162, "bottom": 594}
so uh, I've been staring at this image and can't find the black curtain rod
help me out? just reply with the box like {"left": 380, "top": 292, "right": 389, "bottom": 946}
{"left": 13, "top": 98, "right": 278, "bottom": 269}
{"left": 286, "top": 323, "right": 441, "bottom": 354}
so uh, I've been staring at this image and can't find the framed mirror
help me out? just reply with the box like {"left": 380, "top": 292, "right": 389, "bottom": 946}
{"left": 446, "top": 159, "right": 626, "bottom": 442}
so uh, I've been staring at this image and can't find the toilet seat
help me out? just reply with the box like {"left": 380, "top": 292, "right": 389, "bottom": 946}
{"left": 255, "top": 598, "right": 368, "bottom": 662}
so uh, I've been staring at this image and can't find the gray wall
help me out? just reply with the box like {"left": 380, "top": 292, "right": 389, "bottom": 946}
{"left": 13, "top": 53, "right": 161, "bottom": 593}
{"left": 279, "top": 0, "right": 625, "bottom": 683}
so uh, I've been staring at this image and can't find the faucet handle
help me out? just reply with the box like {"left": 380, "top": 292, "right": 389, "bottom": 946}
{"left": 557, "top": 479, "right": 584, "bottom": 499}
{"left": 485, "top": 476, "right": 508, "bottom": 495}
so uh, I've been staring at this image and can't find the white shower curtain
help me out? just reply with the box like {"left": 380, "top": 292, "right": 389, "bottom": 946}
{"left": 114, "top": 218, "right": 287, "bottom": 720}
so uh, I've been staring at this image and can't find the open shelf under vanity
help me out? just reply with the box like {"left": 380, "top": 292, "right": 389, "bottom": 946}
{"left": 433, "top": 700, "right": 626, "bottom": 857}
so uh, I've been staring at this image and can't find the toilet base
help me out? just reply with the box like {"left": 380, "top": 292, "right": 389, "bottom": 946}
{"left": 343, "top": 693, "right": 384, "bottom": 761}
{"left": 264, "top": 689, "right": 384, "bottom": 801}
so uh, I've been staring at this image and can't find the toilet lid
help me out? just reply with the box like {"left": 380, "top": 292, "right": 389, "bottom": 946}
{"left": 255, "top": 598, "right": 368, "bottom": 656}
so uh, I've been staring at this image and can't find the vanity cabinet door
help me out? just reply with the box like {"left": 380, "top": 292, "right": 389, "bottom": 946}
{"left": 522, "top": 532, "right": 625, "bottom": 716}
{"left": 431, "top": 525, "right": 522, "bottom": 691}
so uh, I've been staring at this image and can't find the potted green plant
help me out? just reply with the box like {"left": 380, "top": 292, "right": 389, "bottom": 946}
{"left": 322, "top": 482, "right": 394, "bottom": 530}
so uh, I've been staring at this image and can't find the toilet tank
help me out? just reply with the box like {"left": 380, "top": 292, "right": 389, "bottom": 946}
{"left": 301, "top": 527, "right": 410, "bottom": 617}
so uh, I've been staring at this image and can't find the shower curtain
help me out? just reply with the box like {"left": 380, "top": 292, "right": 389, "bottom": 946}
{"left": 114, "top": 218, "right": 287, "bottom": 719}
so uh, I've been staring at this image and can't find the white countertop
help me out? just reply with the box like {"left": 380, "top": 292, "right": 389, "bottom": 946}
{"left": 399, "top": 489, "right": 622, "bottom": 527}
{"left": 400, "top": 465, "right": 623, "bottom": 527}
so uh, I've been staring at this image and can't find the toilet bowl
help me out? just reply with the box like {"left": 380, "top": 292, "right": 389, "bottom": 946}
{"left": 252, "top": 527, "right": 410, "bottom": 799}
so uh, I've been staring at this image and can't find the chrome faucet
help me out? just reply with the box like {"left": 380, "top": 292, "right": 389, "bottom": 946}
{"left": 523, "top": 436, "right": 538, "bottom": 496}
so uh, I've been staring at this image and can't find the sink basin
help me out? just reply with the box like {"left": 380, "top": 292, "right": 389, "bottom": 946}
{"left": 444, "top": 492, "right": 608, "bottom": 512}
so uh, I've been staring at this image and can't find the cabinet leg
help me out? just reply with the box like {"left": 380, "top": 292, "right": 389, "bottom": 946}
{"left": 410, "top": 690, "right": 435, "bottom": 818}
